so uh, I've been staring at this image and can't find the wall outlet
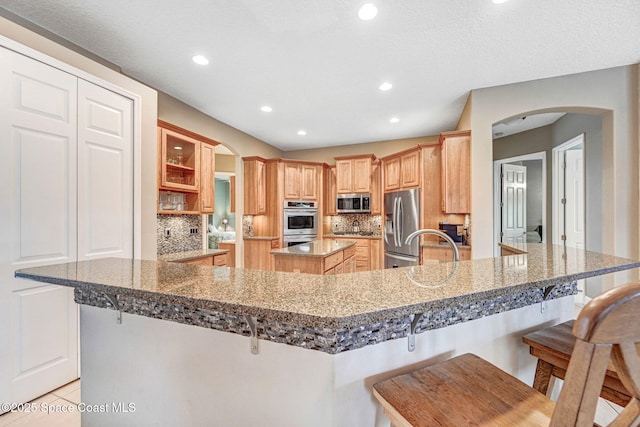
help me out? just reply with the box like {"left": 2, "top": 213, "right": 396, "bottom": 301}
{"left": 189, "top": 227, "right": 199, "bottom": 235}
{"left": 164, "top": 228, "right": 171, "bottom": 237}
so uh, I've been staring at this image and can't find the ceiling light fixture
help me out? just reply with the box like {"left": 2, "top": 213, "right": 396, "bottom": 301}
{"left": 174, "top": 146, "right": 183, "bottom": 150}
{"left": 192, "top": 55, "right": 209, "bottom": 65}
{"left": 358, "top": 3, "right": 378, "bottom": 20}
{"left": 379, "top": 82, "right": 393, "bottom": 91}
{"left": 260, "top": 106, "right": 273, "bottom": 112}
{"left": 297, "top": 130, "right": 307, "bottom": 136}
{"left": 492, "top": 0, "right": 509, "bottom": 4}
{"left": 390, "top": 117, "right": 399, "bottom": 123}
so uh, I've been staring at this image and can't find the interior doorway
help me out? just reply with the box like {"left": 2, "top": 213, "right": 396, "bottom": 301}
{"left": 553, "top": 134, "right": 586, "bottom": 303}
{"left": 493, "top": 151, "right": 546, "bottom": 256}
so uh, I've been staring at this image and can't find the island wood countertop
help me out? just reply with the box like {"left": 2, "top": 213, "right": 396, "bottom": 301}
{"left": 15, "top": 244, "right": 640, "bottom": 353}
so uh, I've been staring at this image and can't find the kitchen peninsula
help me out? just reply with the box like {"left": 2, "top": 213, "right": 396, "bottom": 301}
{"left": 15, "top": 245, "right": 640, "bottom": 427}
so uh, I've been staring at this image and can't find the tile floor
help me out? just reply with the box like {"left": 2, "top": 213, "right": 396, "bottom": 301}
{"left": 0, "top": 305, "right": 626, "bottom": 426}
{"left": 0, "top": 380, "right": 81, "bottom": 427}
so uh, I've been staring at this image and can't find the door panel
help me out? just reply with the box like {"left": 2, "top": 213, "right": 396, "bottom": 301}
{"left": 77, "top": 79, "right": 133, "bottom": 261}
{"left": 565, "top": 149, "right": 584, "bottom": 250}
{"left": 501, "top": 164, "right": 527, "bottom": 245}
{"left": 0, "top": 46, "right": 79, "bottom": 410}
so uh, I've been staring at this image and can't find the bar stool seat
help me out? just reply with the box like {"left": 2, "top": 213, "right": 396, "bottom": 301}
{"left": 522, "top": 319, "right": 633, "bottom": 406}
{"left": 372, "top": 281, "right": 640, "bottom": 427}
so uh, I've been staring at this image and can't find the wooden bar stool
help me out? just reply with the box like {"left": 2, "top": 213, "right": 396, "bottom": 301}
{"left": 523, "top": 319, "right": 633, "bottom": 406}
{"left": 372, "top": 281, "right": 640, "bottom": 426}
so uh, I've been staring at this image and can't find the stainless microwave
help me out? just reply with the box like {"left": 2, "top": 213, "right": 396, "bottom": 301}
{"left": 336, "top": 194, "right": 371, "bottom": 214}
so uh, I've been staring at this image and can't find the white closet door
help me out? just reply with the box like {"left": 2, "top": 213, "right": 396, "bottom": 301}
{"left": 77, "top": 79, "right": 133, "bottom": 261}
{"left": 0, "top": 47, "right": 79, "bottom": 409}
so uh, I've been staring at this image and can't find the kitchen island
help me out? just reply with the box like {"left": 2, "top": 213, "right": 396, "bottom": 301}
{"left": 271, "top": 239, "right": 356, "bottom": 274}
{"left": 15, "top": 244, "right": 640, "bottom": 426}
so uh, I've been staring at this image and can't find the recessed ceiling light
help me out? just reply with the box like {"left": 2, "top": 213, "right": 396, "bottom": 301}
{"left": 379, "top": 82, "right": 393, "bottom": 91}
{"left": 260, "top": 106, "right": 273, "bottom": 112}
{"left": 492, "top": 0, "right": 509, "bottom": 3}
{"left": 390, "top": 117, "right": 399, "bottom": 123}
{"left": 297, "top": 130, "right": 307, "bottom": 136}
{"left": 174, "top": 146, "right": 183, "bottom": 150}
{"left": 192, "top": 55, "right": 209, "bottom": 65}
{"left": 358, "top": 3, "right": 378, "bottom": 20}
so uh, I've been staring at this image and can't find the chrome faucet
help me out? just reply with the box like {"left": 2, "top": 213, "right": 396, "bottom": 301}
{"left": 405, "top": 229, "right": 460, "bottom": 262}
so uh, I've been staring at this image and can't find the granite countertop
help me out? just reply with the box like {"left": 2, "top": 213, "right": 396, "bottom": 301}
{"left": 157, "top": 248, "right": 229, "bottom": 263}
{"left": 16, "top": 244, "right": 640, "bottom": 330}
{"left": 325, "top": 233, "right": 382, "bottom": 240}
{"left": 243, "top": 236, "right": 279, "bottom": 240}
{"left": 422, "top": 242, "right": 471, "bottom": 249}
{"left": 270, "top": 239, "right": 356, "bottom": 257}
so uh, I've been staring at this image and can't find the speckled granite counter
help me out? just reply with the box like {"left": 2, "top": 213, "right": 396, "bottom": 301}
{"left": 15, "top": 244, "right": 640, "bottom": 354}
{"left": 270, "top": 239, "right": 355, "bottom": 257}
{"left": 325, "top": 233, "right": 382, "bottom": 240}
{"left": 243, "top": 236, "right": 279, "bottom": 240}
{"left": 157, "top": 248, "right": 229, "bottom": 262}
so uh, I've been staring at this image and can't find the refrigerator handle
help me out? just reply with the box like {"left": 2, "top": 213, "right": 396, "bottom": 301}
{"left": 392, "top": 197, "right": 398, "bottom": 247}
{"left": 398, "top": 197, "right": 404, "bottom": 245}
{"left": 394, "top": 196, "right": 401, "bottom": 247}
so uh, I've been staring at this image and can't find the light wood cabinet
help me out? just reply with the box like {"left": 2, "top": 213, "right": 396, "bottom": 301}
{"left": 370, "top": 160, "right": 381, "bottom": 214}
{"left": 243, "top": 157, "right": 267, "bottom": 215}
{"left": 440, "top": 130, "right": 471, "bottom": 214}
{"left": 273, "top": 244, "right": 356, "bottom": 275}
{"left": 324, "top": 164, "right": 337, "bottom": 215}
{"left": 178, "top": 253, "right": 228, "bottom": 267}
{"left": 218, "top": 242, "right": 235, "bottom": 267}
{"left": 200, "top": 142, "right": 215, "bottom": 213}
{"left": 158, "top": 120, "right": 219, "bottom": 214}
{"left": 331, "top": 238, "right": 383, "bottom": 271}
{"left": 382, "top": 147, "right": 421, "bottom": 192}
{"left": 244, "top": 238, "right": 279, "bottom": 270}
{"left": 421, "top": 246, "right": 471, "bottom": 262}
{"left": 229, "top": 176, "right": 236, "bottom": 213}
{"left": 283, "top": 161, "right": 319, "bottom": 200}
{"left": 334, "top": 155, "right": 374, "bottom": 194}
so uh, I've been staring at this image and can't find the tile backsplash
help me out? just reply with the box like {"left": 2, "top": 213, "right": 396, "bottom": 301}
{"left": 157, "top": 214, "right": 203, "bottom": 255}
{"left": 330, "top": 214, "right": 382, "bottom": 235}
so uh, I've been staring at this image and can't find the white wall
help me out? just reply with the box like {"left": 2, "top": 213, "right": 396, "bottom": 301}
{"left": 471, "top": 65, "right": 639, "bottom": 287}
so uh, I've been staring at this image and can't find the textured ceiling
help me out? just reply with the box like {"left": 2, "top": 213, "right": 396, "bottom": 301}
{"left": 1, "top": 0, "right": 639, "bottom": 151}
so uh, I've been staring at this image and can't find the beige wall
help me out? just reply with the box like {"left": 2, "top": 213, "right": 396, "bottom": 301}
{"left": 470, "top": 65, "right": 639, "bottom": 287}
{"left": 284, "top": 135, "right": 439, "bottom": 163}
{"left": 215, "top": 154, "right": 236, "bottom": 174}
{"left": 0, "top": 14, "right": 159, "bottom": 259}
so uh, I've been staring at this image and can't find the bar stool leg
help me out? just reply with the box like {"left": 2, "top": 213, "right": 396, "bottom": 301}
{"left": 533, "top": 359, "right": 554, "bottom": 396}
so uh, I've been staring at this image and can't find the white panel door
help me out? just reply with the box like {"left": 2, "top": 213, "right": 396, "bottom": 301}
{"left": 564, "top": 149, "right": 585, "bottom": 250}
{"left": 77, "top": 79, "right": 133, "bottom": 261}
{"left": 501, "top": 164, "right": 527, "bottom": 245}
{"left": 0, "top": 46, "right": 79, "bottom": 409}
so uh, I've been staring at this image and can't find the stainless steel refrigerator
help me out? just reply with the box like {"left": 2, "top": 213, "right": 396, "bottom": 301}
{"left": 384, "top": 188, "right": 421, "bottom": 268}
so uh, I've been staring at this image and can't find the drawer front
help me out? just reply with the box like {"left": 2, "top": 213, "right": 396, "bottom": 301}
{"left": 343, "top": 245, "right": 356, "bottom": 259}
{"left": 213, "top": 254, "right": 227, "bottom": 266}
{"left": 324, "top": 251, "right": 343, "bottom": 271}
{"left": 181, "top": 256, "right": 213, "bottom": 266}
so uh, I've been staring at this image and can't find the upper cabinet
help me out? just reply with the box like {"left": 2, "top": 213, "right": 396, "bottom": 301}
{"left": 157, "top": 120, "right": 218, "bottom": 214}
{"left": 243, "top": 157, "right": 267, "bottom": 215}
{"left": 382, "top": 147, "right": 421, "bottom": 192}
{"left": 159, "top": 126, "right": 200, "bottom": 192}
{"left": 324, "top": 164, "right": 337, "bottom": 215}
{"left": 370, "top": 160, "right": 381, "bottom": 214}
{"left": 440, "top": 130, "right": 471, "bottom": 214}
{"left": 334, "top": 155, "right": 375, "bottom": 194}
{"left": 283, "top": 161, "right": 319, "bottom": 200}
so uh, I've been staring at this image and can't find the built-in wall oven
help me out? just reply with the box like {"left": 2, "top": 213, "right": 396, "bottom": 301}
{"left": 283, "top": 200, "right": 318, "bottom": 246}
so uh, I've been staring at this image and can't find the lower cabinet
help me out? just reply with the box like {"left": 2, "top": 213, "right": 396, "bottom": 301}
{"left": 217, "top": 242, "right": 235, "bottom": 267}
{"left": 421, "top": 246, "right": 471, "bottom": 262}
{"left": 244, "top": 238, "right": 280, "bottom": 271}
{"left": 332, "top": 238, "right": 383, "bottom": 271}
{"left": 273, "top": 245, "right": 356, "bottom": 275}
{"left": 178, "top": 253, "right": 228, "bottom": 266}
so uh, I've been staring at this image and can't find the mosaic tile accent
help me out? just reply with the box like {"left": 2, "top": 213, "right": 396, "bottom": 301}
{"left": 242, "top": 215, "right": 254, "bottom": 238}
{"left": 156, "top": 214, "right": 203, "bottom": 255}
{"left": 331, "top": 214, "right": 382, "bottom": 235}
{"left": 74, "top": 282, "right": 576, "bottom": 354}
